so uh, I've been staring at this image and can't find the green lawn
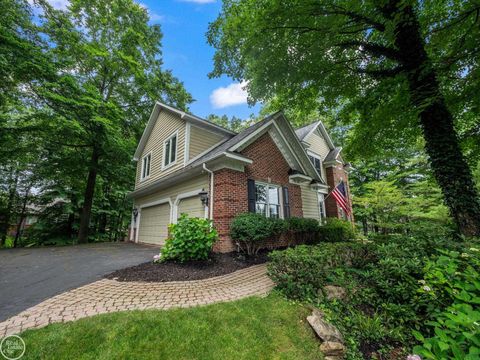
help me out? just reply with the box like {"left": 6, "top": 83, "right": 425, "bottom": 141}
{"left": 20, "top": 294, "right": 322, "bottom": 360}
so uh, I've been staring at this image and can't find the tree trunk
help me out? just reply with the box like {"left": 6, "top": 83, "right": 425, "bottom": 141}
{"left": 1, "top": 167, "right": 19, "bottom": 246}
{"left": 14, "top": 186, "right": 30, "bottom": 248}
{"left": 389, "top": 2, "right": 480, "bottom": 236}
{"left": 78, "top": 147, "right": 100, "bottom": 243}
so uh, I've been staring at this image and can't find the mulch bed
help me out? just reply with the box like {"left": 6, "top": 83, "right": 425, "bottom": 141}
{"left": 105, "top": 251, "right": 269, "bottom": 282}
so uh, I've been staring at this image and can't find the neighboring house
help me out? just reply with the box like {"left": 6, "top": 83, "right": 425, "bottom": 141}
{"left": 128, "top": 102, "right": 353, "bottom": 252}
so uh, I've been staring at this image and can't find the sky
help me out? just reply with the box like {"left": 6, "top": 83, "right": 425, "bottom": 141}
{"left": 39, "top": 0, "right": 261, "bottom": 120}
{"left": 142, "top": 0, "right": 261, "bottom": 119}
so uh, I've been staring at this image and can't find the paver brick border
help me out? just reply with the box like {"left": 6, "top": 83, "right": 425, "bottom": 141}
{"left": 0, "top": 264, "right": 273, "bottom": 337}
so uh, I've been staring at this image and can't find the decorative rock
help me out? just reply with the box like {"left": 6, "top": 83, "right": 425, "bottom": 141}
{"left": 320, "top": 341, "right": 345, "bottom": 357}
{"left": 306, "top": 310, "right": 344, "bottom": 343}
{"left": 324, "top": 357, "right": 344, "bottom": 360}
{"left": 323, "top": 285, "right": 347, "bottom": 301}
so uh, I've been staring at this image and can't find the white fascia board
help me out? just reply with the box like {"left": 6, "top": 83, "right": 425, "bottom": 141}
{"left": 278, "top": 115, "right": 327, "bottom": 184}
{"left": 223, "top": 152, "right": 253, "bottom": 164}
{"left": 133, "top": 102, "right": 235, "bottom": 161}
{"left": 317, "top": 121, "right": 336, "bottom": 149}
{"left": 133, "top": 104, "right": 161, "bottom": 161}
{"left": 158, "top": 102, "right": 236, "bottom": 136}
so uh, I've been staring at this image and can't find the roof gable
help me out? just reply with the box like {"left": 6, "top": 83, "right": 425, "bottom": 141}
{"left": 133, "top": 102, "right": 236, "bottom": 160}
{"left": 296, "top": 121, "right": 336, "bottom": 150}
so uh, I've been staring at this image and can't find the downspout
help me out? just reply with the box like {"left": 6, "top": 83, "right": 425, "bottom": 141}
{"left": 203, "top": 163, "right": 214, "bottom": 219}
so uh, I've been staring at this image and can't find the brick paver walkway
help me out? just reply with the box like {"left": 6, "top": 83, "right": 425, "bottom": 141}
{"left": 0, "top": 264, "right": 273, "bottom": 337}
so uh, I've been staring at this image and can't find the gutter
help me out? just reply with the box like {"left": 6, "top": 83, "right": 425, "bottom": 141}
{"left": 202, "top": 163, "right": 214, "bottom": 219}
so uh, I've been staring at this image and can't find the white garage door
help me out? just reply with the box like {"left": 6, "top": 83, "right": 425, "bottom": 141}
{"left": 177, "top": 196, "right": 205, "bottom": 219}
{"left": 138, "top": 203, "right": 170, "bottom": 245}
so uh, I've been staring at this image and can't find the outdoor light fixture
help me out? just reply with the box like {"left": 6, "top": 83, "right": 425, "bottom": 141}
{"left": 199, "top": 190, "right": 209, "bottom": 207}
{"left": 133, "top": 208, "right": 139, "bottom": 222}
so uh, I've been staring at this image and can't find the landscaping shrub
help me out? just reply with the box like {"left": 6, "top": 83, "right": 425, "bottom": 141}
{"left": 230, "top": 213, "right": 284, "bottom": 255}
{"left": 160, "top": 213, "right": 217, "bottom": 262}
{"left": 267, "top": 233, "right": 465, "bottom": 358}
{"left": 284, "top": 217, "right": 320, "bottom": 245}
{"left": 318, "top": 218, "right": 356, "bottom": 242}
{"left": 268, "top": 242, "right": 374, "bottom": 300}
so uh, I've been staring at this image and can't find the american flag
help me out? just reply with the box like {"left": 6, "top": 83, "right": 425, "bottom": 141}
{"left": 330, "top": 180, "right": 350, "bottom": 215}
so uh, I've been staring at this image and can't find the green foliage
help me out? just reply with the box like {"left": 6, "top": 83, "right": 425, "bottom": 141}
{"left": 161, "top": 214, "right": 217, "bottom": 263}
{"left": 413, "top": 245, "right": 480, "bottom": 360}
{"left": 267, "top": 242, "right": 373, "bottom": 300}
{"left": 207, "top": 0, "right": 480, "bottom": 235}
{"left": 230, "top": 213, "right": 285, "bottom": 255}
{"left": 284, "top": 217, "right": 320, "bottom": 245}
{"left": 318, "top": 218, "right": 355, "bottom": 243}
{"left": 268, "top": 233, "right": 460, "bottom": 356}
{"left": 0, "top": 0, "right": 192, "bottom": 246}
{"left": 206, "top": 114, "right": 251, "bottom": 132}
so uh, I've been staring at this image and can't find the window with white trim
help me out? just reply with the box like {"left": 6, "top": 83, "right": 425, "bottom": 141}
{"left": 308, "top": 154, "right": 322, "bottom": 175}
{"left": 163, "top": 133, "right": 177, "bottom": 167}
{"left": 141, "top": 153, "right": 151, "bottom": 180}
{"left": 255, "top": 183, "right": 281, "bottom": 218}
{"left": 318, "top": 193, "right": 326, "bottom": 222}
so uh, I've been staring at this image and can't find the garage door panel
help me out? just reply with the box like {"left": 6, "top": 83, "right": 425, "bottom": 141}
{"left": 138, "top": 203, "right": 170, "bottom": 245}
{"left": 177, "top": 196, "right": 205, "bottom": 219}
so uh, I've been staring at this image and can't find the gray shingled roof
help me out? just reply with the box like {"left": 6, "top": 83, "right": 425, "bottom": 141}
{"left": 128, "top": 111, "right": 282, "bottom": 198}
{"left": 295, "top": 121, "right": 319, "bottom": 141}
{"left": 324, "top": 147, "right": 342, "bottom": 162}
{"left": 188, "top": 111, "right": 280, "bottom": 168}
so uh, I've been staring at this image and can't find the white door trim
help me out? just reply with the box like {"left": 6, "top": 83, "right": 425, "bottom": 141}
{"left": 172, "top": 189, "right": 204, "bottom": 223}
{"left": 136, "top": 198, "right": 173, "bottom": 243}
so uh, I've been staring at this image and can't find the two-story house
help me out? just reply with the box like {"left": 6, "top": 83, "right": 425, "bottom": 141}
{"left": 128, "top": 102, "right": 353, "bottom": 252}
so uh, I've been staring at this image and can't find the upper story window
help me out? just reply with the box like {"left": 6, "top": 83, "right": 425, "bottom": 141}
{"left": 141, "top": 153, "right": 151, "bottom": 180}
{"left": 308, "top": 154, "right": 322, "bottom": 175}
{"left": 255, "top": 183, "right": 281, "bottom": 218}
{"left": 163, "top": 132, "right": 177, "bottom": 168}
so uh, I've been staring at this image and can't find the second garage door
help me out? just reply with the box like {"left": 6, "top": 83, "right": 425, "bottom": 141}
{"left": 177, "top": 196, "right": 205, "bottom": 219}
{"left": 138, "top": 203, "right": 170, "bottom": 245}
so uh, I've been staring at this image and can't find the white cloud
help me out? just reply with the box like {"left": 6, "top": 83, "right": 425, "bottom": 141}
{"left": 210, "top": 81, "right": 249, "bottom": 109}
{"left": 179, "top": 0, "right": 216, "bottom": 4}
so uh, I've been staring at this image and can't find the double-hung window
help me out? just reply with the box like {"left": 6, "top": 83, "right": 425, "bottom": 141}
{"left": 308, "top": 154, "right": 322, "bottom": 175}
{"left": 255, "top": 183, "right": 281, "bottom": 218}
{"left": 141, "top": 153, "right": 151, "bottom": 180}
{"left": 163, "top": 132, "right": 177, "bottom": 168}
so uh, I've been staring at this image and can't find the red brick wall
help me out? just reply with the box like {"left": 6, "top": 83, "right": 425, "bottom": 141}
{"left": 325, "top": 163, "right": 354, "bottom": 221}
{"left": 212, "top": 132, "right": 303, "bottom": 252}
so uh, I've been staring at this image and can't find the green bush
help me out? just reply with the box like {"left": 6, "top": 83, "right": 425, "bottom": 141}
{"left": 230, "top": 213, "right": 285, "bottom": 255}
{"left": 413, "top": 245, "right": 480, "bottom": 360}
{"left": 318, "top": 218, "right": 356, "bottom": 242}
{"left": 284, "top": 217, "right": 320, "bottom": 245}
{"left": 267, "top": 242, "right": 373, "bottom": 300}
{"left": 161, "top": 214, "right": 217, "bottom": 262}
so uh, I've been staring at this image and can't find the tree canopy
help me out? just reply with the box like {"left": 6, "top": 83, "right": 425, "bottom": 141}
{"left": 208, "top": 0, "right": 480, "bottom": 236}
{"left": 0, "top": 0, "right": 192, "bottom": 245}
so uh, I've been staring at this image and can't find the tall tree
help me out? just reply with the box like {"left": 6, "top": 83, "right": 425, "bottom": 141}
{"left": 34, "top": 0, "right": 192, "bottom": 243}
{"left": 208, "top": 0, "right": 480, "bottom": 236}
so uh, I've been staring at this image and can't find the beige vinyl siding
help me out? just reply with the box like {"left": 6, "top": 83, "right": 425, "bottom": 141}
{"left": 138, "top": 203, "right": 170, "bottom": 245}
{"left": 305, "top": 130, "right": 331, "bottom": 160}
{"left": 188, "top": 125, "right": 225, "bottom": 160}
{"left": 135, "top": 175, "right": 209, "bottom": 208}
{"left": 300, "top": 184, "right": 320, "bottom": 219}
{"left": 177, "top": 196, "right": 205, "bottom": 219}
{"left": 135, "top": 109, "right": 186, "bottom": 189}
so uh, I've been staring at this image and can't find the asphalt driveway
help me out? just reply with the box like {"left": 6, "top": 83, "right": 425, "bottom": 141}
{"left": 0, "top": 242, "right": 158, "bottom": 321}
